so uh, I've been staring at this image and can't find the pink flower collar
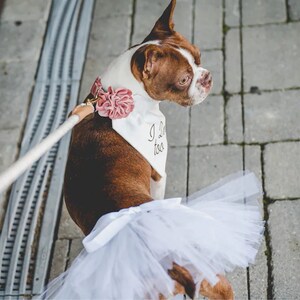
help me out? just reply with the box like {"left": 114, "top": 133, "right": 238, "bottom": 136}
{"left": 90, "top": 77, "right": 135, "bottom": 120}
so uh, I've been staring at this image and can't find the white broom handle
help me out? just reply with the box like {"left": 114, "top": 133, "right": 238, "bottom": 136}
{"left": 0, "top": 104, "right": 94, "bottom": 195}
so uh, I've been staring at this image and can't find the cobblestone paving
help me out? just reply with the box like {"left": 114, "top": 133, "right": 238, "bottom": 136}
{"left": 0, "top": 0, "right": 299, "bottom": 299}
{"left": 0, "top": 0, "right": 51, "bottom": 228}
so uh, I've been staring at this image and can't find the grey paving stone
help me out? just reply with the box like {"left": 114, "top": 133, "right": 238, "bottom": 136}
{"left": 202, "top": 50, "right": 223, "bottom": 95}
{"left": 87, "top": 15, "right": 131, "bottom": 61}
{"left": 79, "top": 57, "right": 118, "bottom": 102}
{"left": 132, "top": 0, "right": 169, "bottom": 45}
{"left": 190, "top": 96, "right": 224, "bottom": 146}
{"left": 244, "top": 145, "right": 262, "bottom": 183}
{"left": 0, "top": 61, "right": 37, "bottom": 130}
{"left": 243, "top": 0, "right": 286, "bottom": 25}
{"left": 226, "top": 95, "right": 243, "bottom": 143}
{"left": 173, "top": 0, "right": 193, "bottom": 42}
{"left": 288, "top": 0, "right": 300, "bottom": 20}
{"left": 93, "top": 0, "right": 132, "bottom": 19}
{"left": 161, "top": 102, "right": 189, "bottom": 146}
{"left": 264, "top": 142, "right": 300, "bottom": 199}
{"left": 268, "top": 200, "right": 300, "bottom": 300}
{"left": 249, "top": 238, "right": 268, "bottom": 300}
{"left": 245, "top": 142, "right": 266, "bottom": 300}
{"left": 165, "top": 147, "right": 187, "bottom": 198}
{"left": 227, "top": 269, "right": 248, "bottom": 300}
{"left": 49, "top": 239, "right": 69, "bottom": 281}
{"left": 0, "top": 21, "right": 45, "bottom": 63}
{"left": 225, "top": 28, "right": 241, "bottom": 94}
{"left": 0, "top": 129, "right": 19, "bottom": 173}
{"left": 194, "top": 0, "right": 222, "bottom": 50}
{"left": 189, "top": 145, "right": 243, "bottom": 193}
{"left": 225, "top": 0, "right": 240, "bottom": 27}
{"left": 58, "top": 202, "right": 85, "bottom": 239}
{"left": 68, "top": 238, "right": 84, "bottom": 267}
{"left": 79, "top": 59, "right": 98, "bottom": 103}
{"left": 244, "top": 145, "right": 264, "bottom": 218}
{"left": 244, "top": 90, "right": 300, "bottom": 143}
{"left": 132, "top": 0, "right": 193, "bottom": 45}
{"left": 0, "top": 0, "right": 51, "bottom": 22}
{"left": 243, "top": 23, "right": 300, "bottom": 92}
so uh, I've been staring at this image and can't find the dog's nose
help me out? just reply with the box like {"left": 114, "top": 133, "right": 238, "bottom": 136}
{"left": 197, "top": 71, "right": 212, "bottom": 88}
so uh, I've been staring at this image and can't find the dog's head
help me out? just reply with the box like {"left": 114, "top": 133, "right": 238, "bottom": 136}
{"left": 131, "top": 0, "right": 212, "bottom": 106}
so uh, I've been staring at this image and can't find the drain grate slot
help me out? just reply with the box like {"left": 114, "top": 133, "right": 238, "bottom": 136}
{"left": 0, "top": 0, "right": 94, "bottom": 298}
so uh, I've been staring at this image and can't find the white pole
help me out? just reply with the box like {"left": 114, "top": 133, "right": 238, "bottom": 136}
{"left": 0, "top": 115, "right": 80, "bottom": 195}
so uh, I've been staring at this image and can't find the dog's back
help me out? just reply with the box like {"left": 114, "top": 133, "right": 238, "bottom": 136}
{"left": 64, "top": 113, "right": 153, "bottom": 235}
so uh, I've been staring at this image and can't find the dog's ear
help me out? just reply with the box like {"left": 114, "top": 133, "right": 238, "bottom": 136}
{"left": 131, "top": 44, "right": 165, "bottom": 80}
{"left": 143, "top": 0, "right": 176, "bottom": 42}
{"left": 143, "top": 45, "right": 164, "bottom": 79}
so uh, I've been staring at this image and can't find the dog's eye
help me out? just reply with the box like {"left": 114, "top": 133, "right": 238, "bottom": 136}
{"left": 179, "top": 75, "right": 191, "bottom": 86}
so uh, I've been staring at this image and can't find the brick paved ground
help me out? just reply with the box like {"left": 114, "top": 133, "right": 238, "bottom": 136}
{"left": 0, "top": 0, "right": 51, "bottom": 227}
{"left": 0, "top": 0, "right": 300, "bottom": 299}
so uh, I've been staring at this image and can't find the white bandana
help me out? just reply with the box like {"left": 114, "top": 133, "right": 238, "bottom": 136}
{"left": 112, "top": 94, "right": 167, "bottom": 177}
{"left": 92, "top": 42, "right": 168, "bottom": 180}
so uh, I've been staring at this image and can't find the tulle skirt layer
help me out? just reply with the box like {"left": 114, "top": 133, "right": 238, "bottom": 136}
{"left": 38, "top": 172, "right": 264, "bottom": 299}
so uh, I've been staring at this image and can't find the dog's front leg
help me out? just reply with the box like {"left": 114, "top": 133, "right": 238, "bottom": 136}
{"left": 150, "top": 168, "right": 167, "bottom": 200}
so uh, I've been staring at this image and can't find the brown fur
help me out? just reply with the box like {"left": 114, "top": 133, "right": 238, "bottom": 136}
{"left": 64, "top": 112, "right": 153, "bottom": 235}
{"left": 64, "top": 0, "right": 233, "bottom": 298}
{"left": 200, "top": 275, "right": 234, "bottom": 300}
{"left": 168, "top": 263, "right": 196, "bottom": 299}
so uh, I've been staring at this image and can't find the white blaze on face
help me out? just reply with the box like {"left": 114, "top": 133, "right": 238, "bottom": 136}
{"left": 177, "top": 48, "right": 213, "bottom": 105}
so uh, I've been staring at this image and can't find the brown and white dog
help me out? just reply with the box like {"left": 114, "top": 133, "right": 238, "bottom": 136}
{"left": 64, "top": 0, "right": 233, "bottom": 299}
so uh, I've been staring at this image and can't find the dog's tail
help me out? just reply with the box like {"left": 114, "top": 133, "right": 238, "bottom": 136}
{"left": 168, "top": 262, "right": 196, "bottom": 299}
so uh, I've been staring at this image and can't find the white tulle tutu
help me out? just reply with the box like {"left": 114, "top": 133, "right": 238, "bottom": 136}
{"left": 38, "top": 172, "right": 264, "bottom": 299}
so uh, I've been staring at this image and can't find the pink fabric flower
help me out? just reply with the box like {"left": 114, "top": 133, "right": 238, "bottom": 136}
{"left": 90, "top": 77, "right": 134, "bottom": 120}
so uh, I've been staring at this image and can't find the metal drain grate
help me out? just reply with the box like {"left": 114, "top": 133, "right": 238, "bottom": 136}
{"left": 0, "top": 0, "right": 94, "bottom": 298}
